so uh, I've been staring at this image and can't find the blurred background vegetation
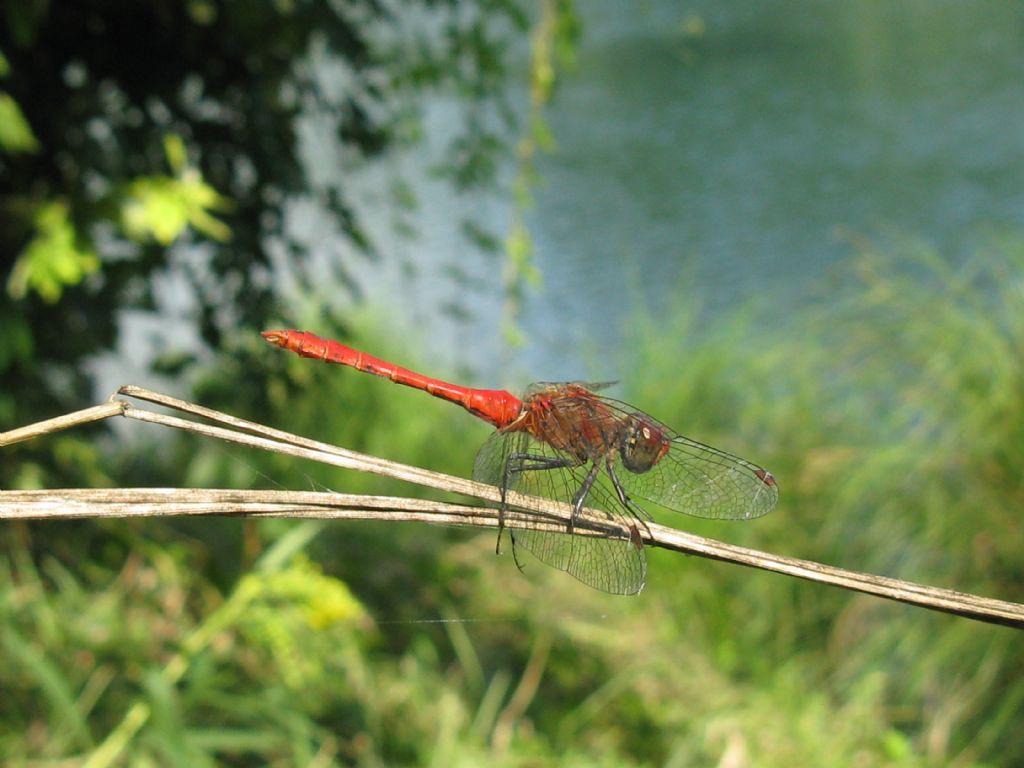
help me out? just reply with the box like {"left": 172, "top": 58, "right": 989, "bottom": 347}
{"left": 2, "top": 1, "right": 1023, "bottom": 766}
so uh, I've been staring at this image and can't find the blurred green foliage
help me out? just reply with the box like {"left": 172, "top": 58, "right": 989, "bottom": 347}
{"left": 6, "top": 200, "right": 100, "bottom": 303}
{"left": 2, "top": 2, "right": 1021, "bottom": 766}
{"left": 500, "top": 0, "right": 578, "bottom": 347}
{"left": 4, "top": 239, "right": 1023, "bottom": 765}
{"left": 119, "top": 135, "right": 234, "bottom": 246}
{"left": 0, "top": 0, "right": 533, "bottom": 489}
{"left": 0, "top": 92, "right": 40, "bottom": 154}
{"left": 0, "top": 48, "right": 40, "bottom": 154}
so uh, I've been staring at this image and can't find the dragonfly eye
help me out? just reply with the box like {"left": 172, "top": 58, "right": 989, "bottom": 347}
{"left": 620, "top": 413, "right": 670, "bottom": 473}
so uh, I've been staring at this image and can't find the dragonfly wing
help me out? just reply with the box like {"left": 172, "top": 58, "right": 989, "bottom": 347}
{"left": 509, "top": 523, "right": 646, "bottom": 595}
{"left": 539, "top": 390, "right": 779, "bottom": 521}
{"left": 611, "top": 432, "right": 779, "bottom": 520}
{"left": 474, "top": 430, "right": 647, "bottom": 595}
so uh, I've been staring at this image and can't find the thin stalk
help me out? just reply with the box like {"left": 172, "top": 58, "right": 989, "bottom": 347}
{"left": 2, "top": 386, "right": 1022, "bottom": 631}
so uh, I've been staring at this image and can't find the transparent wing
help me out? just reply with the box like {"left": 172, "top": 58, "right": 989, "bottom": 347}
{"left": 474, "top": 430, "right": 647, "bottom": 595}
{"left": 597, "top": 396, "right": 779, "bottom": 520}
{"left": 631, "top": 435, "right": 778, "bottom": 519}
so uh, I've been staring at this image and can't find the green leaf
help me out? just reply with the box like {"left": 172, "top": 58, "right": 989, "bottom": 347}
{"left": 121, "top": 177, "right": 189, "bottom": 244}
{"left": 120, "top": 171, "right": 232, "bottom": 245}
{"left": 0, "top": 91, "right": 40, "bottom": 154}
{"left": 163, "top": 133, "right": 188, "bottom": 174}
{"left": 120, "top": 136, "right": 233, "bottom": 244}
{"left": 186, "top": 1, "right": 218, "bottom": 26}
{"left": 505, "top": 221, "right": 533, "bottom": 267}
{"left": 1, "top": 626, "right": 94, "bottom": 752}
{"left": 530, "top": 113, "right": 556, "bottom": 153}
{"left": 233, "top": 555, "right": 366, "bottom": 690}
{"left": 7, "top": 201, "right": 99, "bottom": 302}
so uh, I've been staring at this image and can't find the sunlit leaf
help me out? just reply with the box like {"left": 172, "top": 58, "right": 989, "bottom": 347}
{"left": 120, "top": 171, "right": 233, "bottom": 245}
{"left": 553, "top": 0, "right": 581, "bottom": 67}
{"left": 233, "top": 556, "right": 366, "bottom": 690}
{"left": 7, "top": 201, "right": 99, "bottom": 302}
{"left": 0, "top": 91, "right": 40, "bottom": 154}
{"left": 163, "top": 133, "right": 188, "bottom": 174}
{"left": 121, "top": 177, "right": 187, "bottom": 244}
{"left": 186, "top": 0, "right": 217, "bottom": 26}
{"left": 530, "top": 112, "right": 556, "bottom": 153}
{"left": 501, "top": 321, "right": 527, "bottom": 348}
{"left": 505, "top": 221, "right": 532, "bottom": 267}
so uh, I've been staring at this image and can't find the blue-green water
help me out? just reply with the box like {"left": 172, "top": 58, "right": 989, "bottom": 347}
{"left": 516, "top": 0, "right": 1024, "bottom": 379}
{"left": 314, "top": 0, "right": 1024, "bottom": 387}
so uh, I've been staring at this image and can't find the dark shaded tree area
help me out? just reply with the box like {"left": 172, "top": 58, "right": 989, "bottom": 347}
{"left": 0, "top": 0, "right": 529, "bottom": 487}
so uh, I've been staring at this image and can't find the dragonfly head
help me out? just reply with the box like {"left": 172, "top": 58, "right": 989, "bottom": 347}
{"left": 619, "top": 413, "right": 671, "bottom": 474}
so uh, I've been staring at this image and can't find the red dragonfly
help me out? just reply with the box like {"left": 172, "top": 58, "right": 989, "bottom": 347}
{"left": 262, "top": 330, "right": 778, "bottom": 594}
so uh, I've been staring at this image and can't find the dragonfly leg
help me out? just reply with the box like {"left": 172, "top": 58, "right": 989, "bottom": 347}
{"left": 605, "top": 459, "right": 654, "bottom": 543}
{"left": 569, "top": 461, "right": 603, "bottom": 536}
{"left": 500, "top": 451, "right": 579, "bottom": 542}
{"left": 507, "top": 452, "right": 577, "bottom": 473}
{"left": 510, "top": 530, "right": 529, "bottom": 573}
{"left": 495, "top": 468, "right": 509, "bottom": 555}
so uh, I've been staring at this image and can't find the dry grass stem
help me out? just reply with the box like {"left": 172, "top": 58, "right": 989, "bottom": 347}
{"left": 2, "top": 385, "right": 1022, "bottom": 629}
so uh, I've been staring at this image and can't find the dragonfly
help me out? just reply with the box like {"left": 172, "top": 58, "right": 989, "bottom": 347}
{"left": 262, "top": 329, "right": 778, "bottom": 594}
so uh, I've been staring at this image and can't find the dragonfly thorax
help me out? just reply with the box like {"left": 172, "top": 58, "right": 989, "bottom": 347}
{"left": 517, "top": 384, "right": 623, "bottom": 463}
